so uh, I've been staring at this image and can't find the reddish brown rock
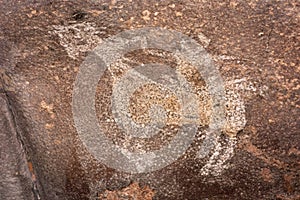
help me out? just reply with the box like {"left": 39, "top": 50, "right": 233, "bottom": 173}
{"left": 0, "top": 0, "right": 299, "bottom": 200}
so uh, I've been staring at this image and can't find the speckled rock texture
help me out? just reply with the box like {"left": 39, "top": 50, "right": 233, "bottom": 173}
{"left": 0, "top": 92, "right": 35, "bottom": 200}
{"left": 0, "top": 0, "right": 299, "bottom": 200}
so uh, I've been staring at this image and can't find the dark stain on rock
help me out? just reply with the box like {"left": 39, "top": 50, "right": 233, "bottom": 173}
{"left": 65, "top": 149, "right": 90, "bottom": 200}
{"left": 72, "top": 11, "right": 87, "bottom": 21}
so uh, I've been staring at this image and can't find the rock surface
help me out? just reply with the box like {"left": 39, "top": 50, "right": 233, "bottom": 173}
{"left": 0, "top": 0, "right": 299, "bottom": 200}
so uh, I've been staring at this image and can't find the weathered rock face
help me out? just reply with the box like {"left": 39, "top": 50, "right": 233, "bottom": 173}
{"left": 0, "top": 0, "right": 299, "bottom": 200}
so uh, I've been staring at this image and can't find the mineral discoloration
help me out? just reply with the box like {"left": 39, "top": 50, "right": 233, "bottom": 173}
{"left": 98, "top": 182, "right": 155, "bottom": 200}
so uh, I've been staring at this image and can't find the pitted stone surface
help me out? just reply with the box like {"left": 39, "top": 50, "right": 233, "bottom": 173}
{"left": 0, "top": 0, "right": 299, "bottom": 200}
